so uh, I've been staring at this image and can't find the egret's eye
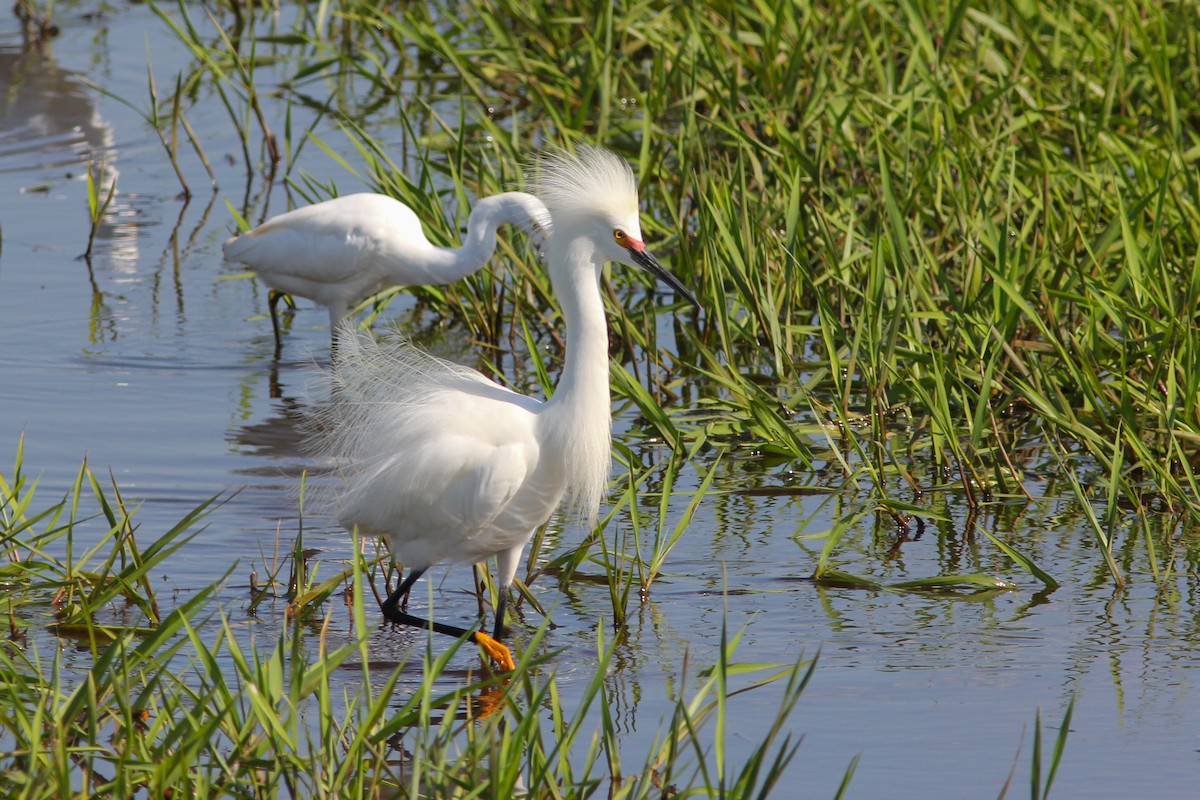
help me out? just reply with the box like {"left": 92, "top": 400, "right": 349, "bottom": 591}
{"left": 613, "top": 229, "right": 627, "bottom": 244}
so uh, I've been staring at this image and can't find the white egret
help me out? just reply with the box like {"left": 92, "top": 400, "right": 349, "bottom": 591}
{"left": 308, "top": 146, "right": 699, "bottom": 670}
{"left": 222, "top": 191, "right": 549, "bottom": 356}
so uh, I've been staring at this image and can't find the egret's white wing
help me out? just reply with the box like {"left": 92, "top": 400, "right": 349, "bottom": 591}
{"left": 222, "top": 194, "right": 430, "bottom": 288}
{"left": 312, "top": 328, "right": 551, "bottom": 567}
{"left": 342, "top": 434, "right": 538, "bottom": 568}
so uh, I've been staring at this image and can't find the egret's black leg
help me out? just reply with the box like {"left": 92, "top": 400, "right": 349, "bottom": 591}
{"left": 380, "top": 567, "right": 425, "bottom": 618}
{"left": 267, "top": 289, "right": 286, "bottom": 358}
{"left": 379, "top": 567, "right": 514, "bottom": 671}
{"left": 492, "top": 587, "right": 509, "bottom": 641}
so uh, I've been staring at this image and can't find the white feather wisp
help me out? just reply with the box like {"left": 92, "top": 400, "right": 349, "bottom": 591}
{"left": 302, "top": 328, "right": 546, "bottom": 541}
{"left": 531, "top": 145, "right": 640, "bottom": 226}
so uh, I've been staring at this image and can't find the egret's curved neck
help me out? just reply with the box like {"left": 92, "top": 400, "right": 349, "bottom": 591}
{"left": 543, "top": 233, "right": 613, "bottom": 519}
{"left": 431, "top": 192, "right": 546, "bottom": 281}
{"left": 547, "top": 236, "right": 610, "bottom": 408}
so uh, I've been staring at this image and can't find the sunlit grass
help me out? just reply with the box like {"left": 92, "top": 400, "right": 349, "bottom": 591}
{"left": 307, "top": 0, "right": 1200, "bottom": 586}
{"left": 0, "top": 435, "right": 221, "bottom": 637}
{"left": 0, "top": 446, "right": 830, "bottom": 797}
{"left": 134, "top": 0, "right": 1200, "bottom": 603}
{"left": 29, "top": 0, "right": 1200, "bottom": 789}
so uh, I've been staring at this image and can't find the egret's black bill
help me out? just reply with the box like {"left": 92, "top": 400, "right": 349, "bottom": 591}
{"left": 629, "top": 246, "right": 701, "bottom": 310}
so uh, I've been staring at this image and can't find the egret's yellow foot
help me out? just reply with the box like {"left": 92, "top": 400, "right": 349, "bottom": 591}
{"left": 474, "top": 631, "right": 515, "bottom": 671}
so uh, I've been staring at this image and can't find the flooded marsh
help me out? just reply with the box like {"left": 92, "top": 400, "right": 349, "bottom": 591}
{"left": 2, "top": 0, "right": 1200, "bottom": 796}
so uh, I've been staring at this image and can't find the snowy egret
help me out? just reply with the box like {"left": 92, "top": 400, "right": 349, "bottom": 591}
{"left": 308, "top": 146, "right": 698, "bottom": 670}
{"left": 222, "top": 191, "right": 549, "bottom": 356}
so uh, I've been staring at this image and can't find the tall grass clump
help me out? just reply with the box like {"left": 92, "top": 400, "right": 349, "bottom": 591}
{"left": 312, "top": 0, "right": 1200, "bottom": 581}
{"left": 0, "top": 436, "right": 219, "bottom": 637}
{"left": 0, "top": 444, "right": 833, "bottom": 797}
{"left": 137, "top": 0, "right": 1200, "bottom": 587}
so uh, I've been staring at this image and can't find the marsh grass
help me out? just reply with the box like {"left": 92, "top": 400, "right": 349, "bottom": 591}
{"left": 291, "top": 0, "right": 1200, "bottom": 590}
{"left": 39, "top": 0, "right": 1200, "bottom": 790}
{"left": 1, "top": 447, "right": 833, "bottom": 798}
{"left": 0, "top": 437, "right": 219, "bottom": 637}
{"left": 997, "top": 697, "right": 1075, "bottom": 800}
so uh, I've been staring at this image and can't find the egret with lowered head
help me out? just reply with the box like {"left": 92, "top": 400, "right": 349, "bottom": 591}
{"left": 222, "top": 191, "right": 549, "bottom": 356}
{"left": 308, "top": 146, "right": 698, "bottom": 670}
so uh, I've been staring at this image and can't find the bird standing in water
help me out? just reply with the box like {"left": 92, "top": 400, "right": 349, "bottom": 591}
{"left": 308, "top": 146, "right": 698, "bottom": 670}
{"left": 222, "top": 191, "right": 549, "bottom": 356}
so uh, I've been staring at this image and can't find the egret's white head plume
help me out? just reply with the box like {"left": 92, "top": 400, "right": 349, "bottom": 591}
{"left": 531, "top": 145, "right": 640, "bottom": 223}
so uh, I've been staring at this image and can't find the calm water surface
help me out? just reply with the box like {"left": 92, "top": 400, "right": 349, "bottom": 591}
{"left": 1, "top": 4, "right": 1198, "bottom": 797}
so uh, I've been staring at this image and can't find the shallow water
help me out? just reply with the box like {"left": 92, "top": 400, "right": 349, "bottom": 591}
{"left": 2, "top": 3, "right": 1199, "bottom": 797}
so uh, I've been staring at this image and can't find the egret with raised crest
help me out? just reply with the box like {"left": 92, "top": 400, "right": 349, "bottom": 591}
{"left": 308, "top": 146, "right": 698, "bottom": 670}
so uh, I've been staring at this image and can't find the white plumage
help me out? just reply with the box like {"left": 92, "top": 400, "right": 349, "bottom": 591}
{"left": 222, "top": 191, "right": 549, "bottom": 354}
{"left": 307, "top": 146, "right": 698, "bottom": 670}
{"left": 316, "top": 334, "right": 551, "bottom": 569}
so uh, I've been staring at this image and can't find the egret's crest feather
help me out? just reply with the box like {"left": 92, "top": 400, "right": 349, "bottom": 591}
{"left": 532, "top": 145, "right": 640, "bottom": 221}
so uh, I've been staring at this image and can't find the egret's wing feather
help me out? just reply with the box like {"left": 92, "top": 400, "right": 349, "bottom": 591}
{"left": 442, "top": 442, "right": 530, "bottom": 529}
{"left": 341, "top": 437, "right": 534, "bottom": 566}
{"left": 305, "top": 328, "right": 544, "bottom": 566}
{"left": 222, "top": 194, "right": 429, "bottom": 286}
